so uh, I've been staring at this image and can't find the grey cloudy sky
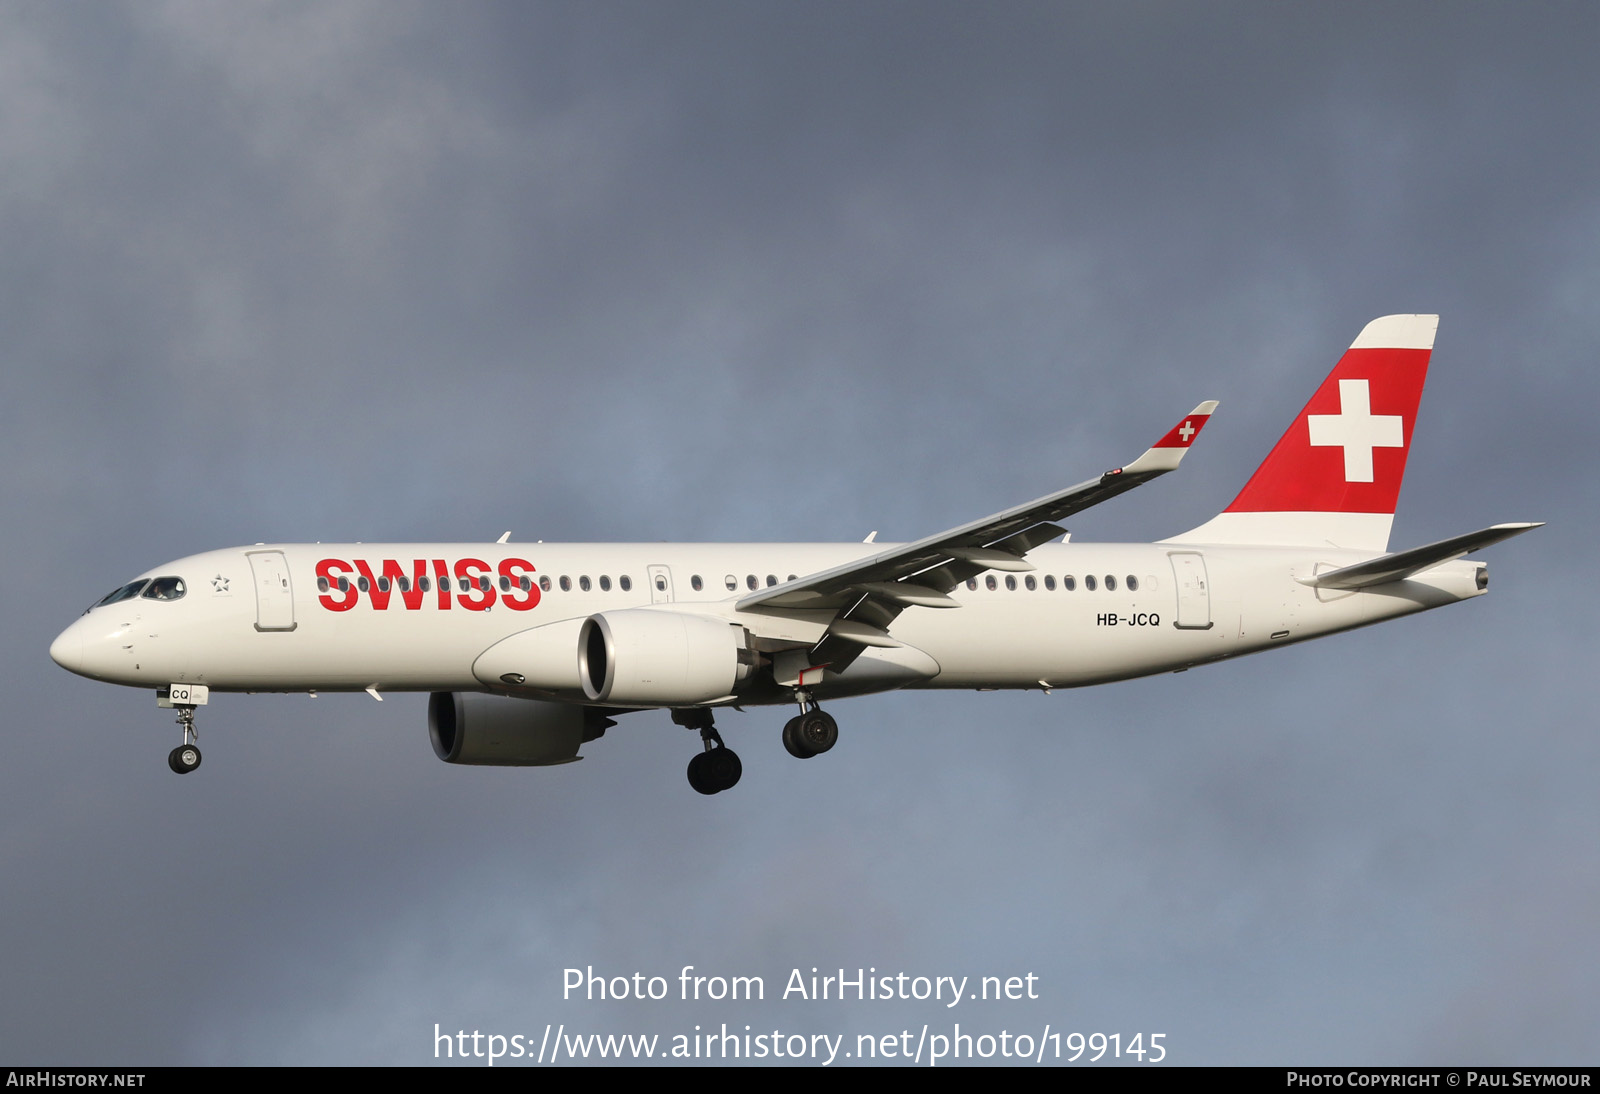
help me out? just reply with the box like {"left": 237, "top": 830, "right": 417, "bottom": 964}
{"left": 2, "top": 1, "right": 1595, "bottom": 1065}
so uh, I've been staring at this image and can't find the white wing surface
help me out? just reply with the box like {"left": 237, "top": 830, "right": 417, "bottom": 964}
{"left": 740, "top": 402, "right": 1218, "bottom": 667}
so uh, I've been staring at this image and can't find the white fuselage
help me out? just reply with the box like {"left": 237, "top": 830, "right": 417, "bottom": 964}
{"left": 50, "top": 540, "right": 1485, "bottom": 700}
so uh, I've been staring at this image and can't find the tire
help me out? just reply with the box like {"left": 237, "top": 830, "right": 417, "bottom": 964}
{"left": 781, "top": 716, "right": 814, "bottom": 759}
{"left": 168, "top": 745, "right": 202, "bottom": 774}
{"left": 796, "top": 710, "right": 838, "bottom": 755}
{"left": 687, "top": 751, "right": 715, "bottom": 795}
{"left": 707, "top": 748, "right": 742, "bottom": 792}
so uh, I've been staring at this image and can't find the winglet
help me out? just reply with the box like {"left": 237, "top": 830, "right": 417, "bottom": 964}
{"left": 1118, "top": 401, "right": 1219, "bottom": 475}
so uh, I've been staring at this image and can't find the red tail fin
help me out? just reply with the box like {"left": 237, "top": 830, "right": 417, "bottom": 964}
{"left": 1168, "top": 315, "right": 1436, "bottom": 551}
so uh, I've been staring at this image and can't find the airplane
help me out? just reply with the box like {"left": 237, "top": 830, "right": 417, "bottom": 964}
{"left": 50, "top": 315, "right": 1540, "bottom": 794}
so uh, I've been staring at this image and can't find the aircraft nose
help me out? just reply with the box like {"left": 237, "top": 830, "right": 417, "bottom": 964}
{"left": 50, "top": 623, "right": 85, "bottom": 674}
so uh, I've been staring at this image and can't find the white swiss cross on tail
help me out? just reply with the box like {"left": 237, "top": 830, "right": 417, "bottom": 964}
{"left": 1308, "top": 378, "right": 1404, "bottom": 483}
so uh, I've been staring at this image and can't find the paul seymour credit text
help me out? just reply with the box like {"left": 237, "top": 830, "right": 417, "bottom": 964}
{"left": 433, "top": 965, "right": 1168, "bottom": 1065}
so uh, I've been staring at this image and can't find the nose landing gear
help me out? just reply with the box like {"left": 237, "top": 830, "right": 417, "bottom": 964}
{"left": 158, "top": 684, "right": 208, "bottom": 775}
{"left": 673, "top": 708, "right": 741, "bottom": 795}
{"left": 167, "top": 707, "right": 202, "bottom": 774}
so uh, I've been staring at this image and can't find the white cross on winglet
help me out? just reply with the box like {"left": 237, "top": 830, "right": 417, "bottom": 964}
{"left": 1307, "top": 379, "right": 1403, "bottom": 482}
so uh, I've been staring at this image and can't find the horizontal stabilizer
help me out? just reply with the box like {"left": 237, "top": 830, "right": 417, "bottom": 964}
{"left": 1307, "top": 522, "right": 1543, "bottom": 590}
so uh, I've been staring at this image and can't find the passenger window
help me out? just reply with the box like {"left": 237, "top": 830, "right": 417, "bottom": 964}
{"left": 1105, "top": 575, "right": 1116, "bottom": 591}
{"left": 579, "top": 576, "right": 591, "bottom": 592}
{"left": 619, "top": 575, "right": 632, "bottom": 592}
{"left": 985, "top": 575, "right": 997, "bottom": 591}
{"left": 1063, "top": 575, "right": 1076, "bottom": 591}
{"left": 600, "top": 575, "right": 611, "bottom": 592}
{"left": 358, "top": 576, "right": 370, "bottom": 593}
{"left": 499, "top": 575, "right": 511, "bottom": 592}
{"left": 1044, "top": 575, "right": 1056, "bottom": 591}
{"left": 399, "top": 576, "right": 411, "bottom": 592}
{"left": 725, "top": 575, "right": 737, "bottom": 591}
{"left": 1025, "top": 575, "right": 1037, "bottom": 591}
{"left": 521, "top": 576, "right": 533, "bottom": 592}
{"left": 1005, "top": 575, "right": 1017, "bottom": 591}
{"left": 478, "top": 576, "right": 491, "bottom": 592}
{"left": 746, "top": 575, "right": 758, "bottom": 590}
{"left": 419, "top": 576, "right": 431, "bottom": 592}
{"left": 539, "top": 575, "right": 551, "bottom": 592}
{"left": 1085, "top": 575, "right": 1097, "bottom": 591}
{"left": 560, "top": 576, "right": 571, "bottom": 592}
{"left": 966, "top": 578, "right": 977, "bottom": 591}
{"left": 691, "top": 575, "right": 704, "bottom": 592}
{"left": 377, "top": 577, "right": 391, "bottom": 593}
{"left": 766, "top": 575, "right": 777, "bottom": 587}
{"left": 655, "top": 576, "right": 667, "bottom": 592}
{"left": 317, "top": 577, "right": 329, "bottom": 593}
{"left": 788, "top": 574, "right": 797, "bottom": 582}
{"left": 339, "top": 577, "right": 350, "bottom": 592}
{"left": 1126, "top": 575, "right": 1139, "bottom": 592}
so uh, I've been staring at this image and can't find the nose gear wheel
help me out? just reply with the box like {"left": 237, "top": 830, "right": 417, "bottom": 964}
{"left": 168, "top": 744, "right": 202, "bottom": 774}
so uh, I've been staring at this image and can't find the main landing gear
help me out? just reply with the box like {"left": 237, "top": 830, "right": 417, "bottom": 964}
{"left": 674, "top": 708, "right": 741, "bottom": 795}
{"left": 782, "top": 692, "right": 838, "bottom": 760}
{"left": 672, "top": 695, "right": 839, "bottom": 795}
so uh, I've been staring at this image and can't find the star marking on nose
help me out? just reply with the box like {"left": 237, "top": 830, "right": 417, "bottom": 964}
{"left": 212, "top": 574, "right": 230, "bottom": 593}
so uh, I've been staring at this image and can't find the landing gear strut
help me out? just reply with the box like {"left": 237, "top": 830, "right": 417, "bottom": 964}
{"left": 673, "top": 708, "right": 741, "bottom": 795}
{"left": 167, "top": 706, "right": 202, "bottom": 774}
{"left": 782, "top": 691, "right": 837, "bottom": 759}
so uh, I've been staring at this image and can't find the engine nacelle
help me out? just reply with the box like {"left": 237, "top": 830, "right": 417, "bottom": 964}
{"left": 578, "top": 609, "right": 747, "bottom": 705}
{"left": 471, "top": 616, "right": 586, "bottom": 695}
{"left": 429, "top": 691, "right": 610, "bottom": 766}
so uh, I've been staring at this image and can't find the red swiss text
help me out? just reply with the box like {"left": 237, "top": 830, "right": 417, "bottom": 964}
{"left": 315, "top": 558, "right": 540, "bottom": 613}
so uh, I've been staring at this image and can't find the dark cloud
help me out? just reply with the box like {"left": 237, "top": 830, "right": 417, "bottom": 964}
{"left": 2, "top": 1, "right": 1593, "bottom": 1065}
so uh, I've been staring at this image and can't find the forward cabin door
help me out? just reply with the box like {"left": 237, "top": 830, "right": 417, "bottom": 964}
{"left": 248, "top": 550, "right": 297, "bottom": 632}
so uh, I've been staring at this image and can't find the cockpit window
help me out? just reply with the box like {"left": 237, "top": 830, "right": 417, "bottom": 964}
{"left": 96, "top": 579, "right": 149, "bottom": 607}
{"left": 141, "top": 576, "right": 187, "bottom": 601}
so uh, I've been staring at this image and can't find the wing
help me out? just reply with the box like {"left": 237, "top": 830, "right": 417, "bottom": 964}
{"left": 738, "top": 401, "right": 1219, "bottom": 670}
